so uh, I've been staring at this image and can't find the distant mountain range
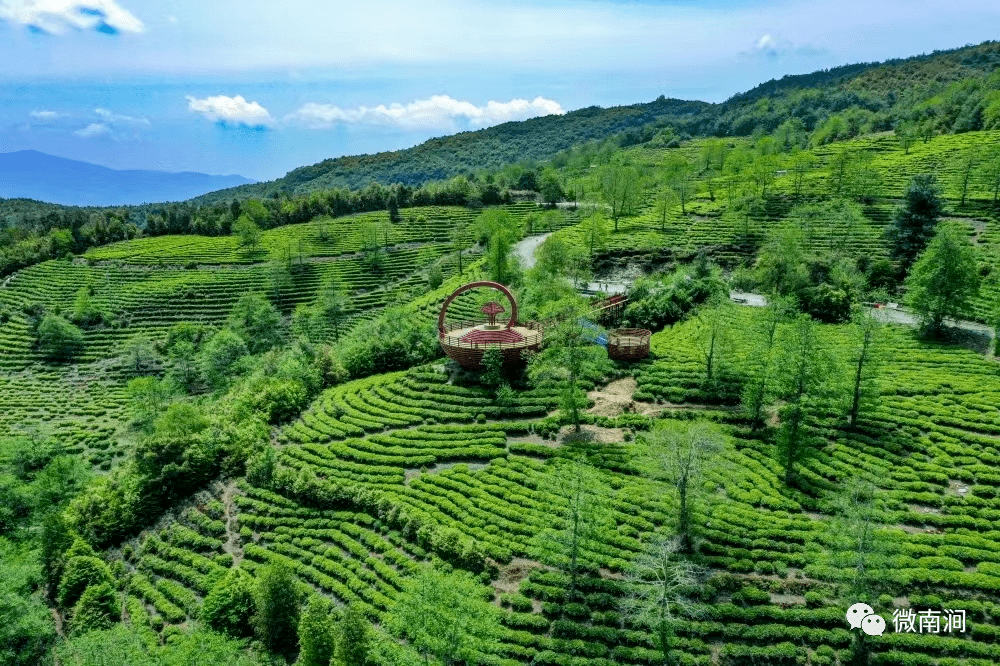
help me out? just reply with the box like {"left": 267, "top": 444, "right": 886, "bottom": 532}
{"left": 0, "top": 151, "right": 254, "bottom": 206}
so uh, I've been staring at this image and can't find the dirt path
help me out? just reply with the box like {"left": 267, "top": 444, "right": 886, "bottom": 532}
{"left": 513, "top": 232, "right": 552, "bottom": 270}
{"left": 732, "top": 290, "right": 995, "bottom": 341}
{"left": 221, "top": 482, "right": 244, "bottom": 566}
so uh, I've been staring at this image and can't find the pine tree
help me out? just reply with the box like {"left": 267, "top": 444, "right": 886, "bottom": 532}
{"left": 888, "top": 174, "right": 943, "bottom": 271}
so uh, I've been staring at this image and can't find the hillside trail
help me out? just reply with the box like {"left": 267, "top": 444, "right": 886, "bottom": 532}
{"left": 513, "top": 232, "right": 551, "bottom": 269}
{"left": 731, "top": 290, "right": 994, "bottom": 341}
{"left": 221, "top": 481, "right": 244, "bottom": 566}
{"left": 513, "top": 232, "right": 631, "bottom": 295}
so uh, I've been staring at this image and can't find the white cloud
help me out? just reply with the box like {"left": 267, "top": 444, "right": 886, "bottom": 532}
{"left": 285, "top": 95, "right": 565, "bottom": 131}
{"left": 95, "top": 107, "right": 149, "bottom": 126}
{"left": 0, "top": 0, "right": 144, "bottom": 35}
{"left": 74, "top": 122, "right": 110, "bottom": 138}
{"left": 756, "top": 34, "right": 779, "bottom": 52}
{"left": 186, "top": 95, "right": 274, "bottom": 128}
{"left": 30, "top": 110, "right": 63, "bottom": 121}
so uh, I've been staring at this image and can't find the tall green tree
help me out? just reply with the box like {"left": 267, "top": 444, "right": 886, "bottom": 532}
{"left": 253, "top": 562, "right": 302, "bottom": 656}
{"left": 199, "top": 327, "right": 249, "bottom": 389}
{"left": 316, "top": 277, "right": 352, "bottom": 341}
{"left": 580, "top": 212, "right": 609, "bottom": 257}
{"left": 389, "top": 567, "right": 499, "bottom": 666}
{"left": 639, "top": 421, "right": 724, "bottom": 553}
{"left": 978, "top": 144, "right": 1000, "bottom": 206}
{"left": 905, "top": 225, "right": 980, "bottom": 335}
{"left": 37, "top": 314, "right": 84, "bottom": 361}
{"left": 788, "top": 149, "right": 817, "bottom": 198}
{"left": 336, "top": 603, "right": 371, "bottom": 666}
{"left": 599, "top": 163, "right": 642, "bottom": 231}
{"left": 122, "top": 335, "right": 159, "bottom": 376}
{"left": 847, "top": 305, "right": 883, "bottom": 426}
{"left": 539, "top": 169, "right": 564, "bottom": 206}
{"left": 619, "top": 535, "right": 701, "bottom": 666}
{"left": 296, "top": 595, "right": 336, "bottom": 666}
{"left": 201, "top": 568, "right": 256, "bottom": 639}
{"left": 527, "top": 299, "right": 610, "bottom": 431}
{"left": 227, "top": 292, "right": 282, "bottom": 354}
{"left": 828, "top": 479, "right": 887, "bottom": 666}
{"left": 774, "top": 315, "right": 838, "bottom": 486}
{"left": 531, "top": 458, "right": 612, "bottom": 600}
{"left": 953, "top": 146, "right": 981, "bottom": 207}
{"left": 888, "top": 174, "right": 944, "bottom": 270}
{"left": 741, "top": 296, "right": 792, "bottom": 429}
{"left": 697, "top": 297, "right": 731, "bottom": 384}
{"left": 755, "top": 226, "right": 808, "bottom": 297}
{"left": 233, "top": 215, "right": 262, "bottom": 255}
{"left": 664, "top": 155, "right": 696, "bottom": 215}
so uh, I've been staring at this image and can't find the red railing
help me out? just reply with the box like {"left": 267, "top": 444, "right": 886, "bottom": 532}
{"left": 439, "top": 319, "right": 544, "bottom": 350}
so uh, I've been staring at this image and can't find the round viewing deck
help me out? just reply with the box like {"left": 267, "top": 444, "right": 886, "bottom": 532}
{"left": 438, "top": 281, "right": 543, "bottom": 370}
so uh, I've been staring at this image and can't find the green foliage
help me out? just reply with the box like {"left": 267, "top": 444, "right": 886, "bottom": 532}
{"left": 336, "top": 604, "right": 371, "bottom": 666}
{"left": 623, "top": 260, "right": 725, "bottom": 331}
{"left": 755, "top": 226, "right": 810, "bottom": 297}
{"left": 619, "top": 535, "right": 701, "bottom": 666}
{"left": 36, "top": 314, "right": 84, "bottom": 361}
{"left": 57, "top": 555, "right": 113, "bottom": 609}
{"left": 773, "top": 314, "right": 841, "bottom": 486}
{"left": 227, "top": 292, "right": 282, "bottom": 355}
{"left": 888, "top": 174, "right": 944, "bottom": 270}
{"left": 296, "top": 595, "right": 336, "bottom": 666}
{"left": 233, "top": 215, "right": 262, "bottom": 255}
{"left": 534, "top": 234, "right": 590, "bottom": 287}
{"left": 202, "top": 568, "right": 256, "bottom": 639}
{"left": 69, "top": 288, "right": 106, "bottom": 329}
{"left": 126, "top": 377, "right": 172, "bottom": 430}
{"left": 70, "top": 582, "right": 118, "bottom": 634}
{"left": 389, "top": 566, "right": 500, "bottom": 666}
{"left": 480, "top": 347, "right": 505, "bottom": 391}
{"left": 530, "top": 458, "right": 613, "bottom": 596}
{"left": 529, "top": 299, "right": 612, "bottom": 430}
{"left": 56, "top": 624, "right": 269, "bottom": 666}
{"left": 122, "top": 336, "right": 160, "bottom": 376}
{"left": 477, "top": 209, "right": 521, "bottom": 284}
{"left": 638, "top": 421, "right": 725, "bottom": 551}
{"left": 0, "top": 540, "right": 57, "bottom": 665}
{"left": 200, "top": 328, "right": 250, "bottom": 389}
{"left": 905, "top": 224, "right": 981, "bottom": 334}
{"left": 253, "top": 562, "right": 302, "bottom": 655}
{"left": 337, "top": 306, "right": 439, "bottom": 379}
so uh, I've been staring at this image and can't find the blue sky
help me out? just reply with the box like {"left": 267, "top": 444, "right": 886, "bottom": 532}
{"left": 2, "top": 0, "right": 999, "bottom": 182}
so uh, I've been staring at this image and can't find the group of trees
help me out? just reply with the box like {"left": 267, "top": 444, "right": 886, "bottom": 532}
{"left": 201, "top": 562, "right": 371, "bottom": 665}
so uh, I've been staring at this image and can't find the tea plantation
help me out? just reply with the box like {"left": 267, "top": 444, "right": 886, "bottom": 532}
{"left": 6, "top": 125, "right": 1000, "bottom": 666}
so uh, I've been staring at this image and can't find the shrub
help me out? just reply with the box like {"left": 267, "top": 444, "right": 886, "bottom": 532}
{"left": 731, "top": 585, "right": 770, "bottom": 606}
{"left": 37, "top": 314, "right": 84, "bottom": 360}
{"left": 201, "top": 568, "right": 256, "bottom": 639}
{"left": 58, "top": 556, "right": 113, "bottom": 609}
{"left": 71, "top": 582, "right": 118, "bottom": 634}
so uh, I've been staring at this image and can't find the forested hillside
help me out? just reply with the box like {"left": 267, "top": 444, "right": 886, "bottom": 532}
{"left": 6, "top": 40, "right": 1000, "bottom": 666}
{"left": 194, "top": 41, "right": 1000, "bottom": 201}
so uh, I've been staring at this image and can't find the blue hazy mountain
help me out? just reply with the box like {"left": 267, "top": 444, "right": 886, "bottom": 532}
{"left": 0, "top": 150, "right": 254, "bottom": 206}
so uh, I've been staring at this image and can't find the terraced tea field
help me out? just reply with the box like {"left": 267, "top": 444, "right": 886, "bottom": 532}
{"left": 104, "top": 301, "right": 1000, "bottom": 666}
{"left": 0, "top": 203, "right": 583, "bottom": 467}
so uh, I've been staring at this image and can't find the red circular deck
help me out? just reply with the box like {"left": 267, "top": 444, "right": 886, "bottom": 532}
{"left": 438, "top": 281, "right": 543, "bottom": 370}
{"left": 459, "top": 327, "right": 526, "bottom": 344}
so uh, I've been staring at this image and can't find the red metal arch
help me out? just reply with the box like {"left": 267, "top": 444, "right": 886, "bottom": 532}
{"left": 438, "top": 281, "right": 518, "bottom": 334}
